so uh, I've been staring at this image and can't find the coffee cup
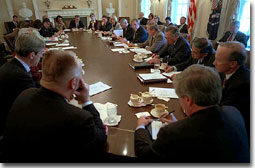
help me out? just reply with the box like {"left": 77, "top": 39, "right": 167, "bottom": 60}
{"left": 134, "top": 55, "right": 143, "bottom": 62}
{"left": 130, "top": 94, "right": 141, "bottom": 105}
{"left": 140, "top": 92, "right": 153, "bottom": 104}
{"left": 155, "top": 104, "right": 168, "bottom": 113}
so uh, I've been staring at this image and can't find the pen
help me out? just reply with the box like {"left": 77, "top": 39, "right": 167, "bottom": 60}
{"left": 160, "top": 110, "right": 175, "bottom": 119}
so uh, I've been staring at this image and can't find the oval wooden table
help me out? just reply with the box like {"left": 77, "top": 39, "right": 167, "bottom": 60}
{"left": 67, "top": 31, "right": 186, "bottom": 158}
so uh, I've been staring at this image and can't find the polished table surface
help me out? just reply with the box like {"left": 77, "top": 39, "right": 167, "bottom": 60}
{"left": 67, "top": 31, "right": 186, "bottom": 157}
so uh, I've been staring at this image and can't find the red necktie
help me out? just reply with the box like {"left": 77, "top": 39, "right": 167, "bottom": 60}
{"left": 227, "top": 33, "right": 233, "bottom": 41}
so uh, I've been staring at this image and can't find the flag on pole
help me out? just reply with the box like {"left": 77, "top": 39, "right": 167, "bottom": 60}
{"left": 187, "top": 0, "right": 197, "bottom": 38}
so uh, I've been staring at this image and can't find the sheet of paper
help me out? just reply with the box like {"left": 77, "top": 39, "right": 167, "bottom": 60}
{"left": 114, "top": 43, "right": 127, "bottom": 47}
{"left": 56, "top": 43, "right": 70, "bottom": 47}
{"left": 130, "top": 48, "right": 152, "bottom": 54}
{"left": 149, "top": 87, "right": 179, "bottom": 99}
{"left": 135, "top": 112, "right": 151, "bottom": 118}
{"left": 162, "top": 71, "right": 182, "bottom": 78}
{"left": 111, "top": 48, "right": 125, "bottom": 52}
{"left": 89, "top": 81, "right": 112, "bottom": 96}
{"left": 151, "top": 121, "right": 167, "bottom": 140}
{"left": 62, "top": 46, "right": 77, "bottom": 50}
{"left": 64, "top": 29, "right": 71, "bottom": 32}
{"left": 47, "top": 48, "right": 59, "bottom": 51}
{"left": 113, "top": 29, "right": 123, "bottom": 37}
{"left": 46, "top": 43, "right": 57, "bottom": 46}
{"left": 139, "top": 73, "right": 167, "bottom": 80}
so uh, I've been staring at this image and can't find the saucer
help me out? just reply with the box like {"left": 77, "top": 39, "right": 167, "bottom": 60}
{"left": 142, "top": 98, "right": 153, "bottom": 105}
{"left": 150, "top": 108, "right": 168, "bottom": 118}
{"left": 133, "top": 58, "right": 143, "bottom": 63}
{"left": 128, "top": 100, "right": 146, "bottom": 107}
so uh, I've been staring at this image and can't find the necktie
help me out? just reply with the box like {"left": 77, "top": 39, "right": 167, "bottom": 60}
{"left": 222, "top": 77, "right": 227, "bottom": 88}
{"left": 227, "top": 33, "right": 233, "bottom": 41}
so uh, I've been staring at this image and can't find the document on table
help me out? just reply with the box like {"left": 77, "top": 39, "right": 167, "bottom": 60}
{"left": 149, "top": 87, "right": 179, "bottom": 99}
{"left": 56, "top": 43, "right": 70, "bottom": 47}
{"left": 64, "top": 29, "right": 71, "bottom": 32}
{"left": 113, "top": 29, "right": 123, "bottom": 37}
{"left": 47, "top": 48, "right": 59, "bottom": 51}
{"left": 46, "top": 43, "right": 57, "bottom": 46}
{"left": 111, "top": 48, "right": 125, "bottom": 52}
{"left": 113, "top": 43, "right": 127, "bottom": 47}
{"left": 139, "top": 73, "right": 167, "bottom": 80}
{"left": 89, "top": 81, "right": 112, "bottom": 96}
{"left": 135, "top": 112, "right": 151, "bottom": 118}
{"left": 62, "top": 46, "right": 77, "bottom": 50}
{"left": 149, "top": 121, "right": 167, "bottom": 140}
{"left": 130, "top": 48, "right": 152, "bottom": 54}
{"left": 162, "top": 71, "right": 182, "bottom": 78}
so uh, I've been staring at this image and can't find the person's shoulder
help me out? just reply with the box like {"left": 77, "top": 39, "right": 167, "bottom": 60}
{"left": 0, "top": 59, "right": 24, "bottom": 74}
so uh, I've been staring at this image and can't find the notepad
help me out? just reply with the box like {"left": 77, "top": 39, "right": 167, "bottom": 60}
{"left": 148, "top": 121, "right": 168, "bottom": 140}
{"left": 89, "top": 81, "right": 112, "bottom": 96}
{"left": 138, "top": 73, "right": 167, "bottom": 83}
{"left": 149, "top": 87, "right": 179, "bottom": 99}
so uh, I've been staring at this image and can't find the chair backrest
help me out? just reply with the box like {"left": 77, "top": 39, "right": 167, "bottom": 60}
{"left": 119, "top": 17, "right": 130, "bottom": 23}
{"left": 4, "top": 33, "right": 15, "bottom": 52}
{"left": 4, "top": 22, "right": 12, "bottom": 34}
{"left": 246, "top": 50, "right": 250, "bottom": 69}
{"left": 97, "top": 20, "right": 102, "bottom": 30}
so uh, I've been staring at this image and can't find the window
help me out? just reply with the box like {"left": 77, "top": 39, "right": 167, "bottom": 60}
{"left": 237, "top": 0, "right": 250, "bottom": 49}
{"left": 171, "top": 0, "right": 189, "bottom": 25}
{"left": 141, "top": 0, "right": 151, "bottom": 19}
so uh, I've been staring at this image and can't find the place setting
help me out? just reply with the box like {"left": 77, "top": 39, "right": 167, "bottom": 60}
{"left": 128, "top": 91, "right": 154, "bottom": 107}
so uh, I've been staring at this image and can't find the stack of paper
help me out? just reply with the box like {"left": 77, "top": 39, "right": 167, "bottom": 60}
{"left": 138, "top": 73, "right": 167, "bottom": 83}
{"left": 89, "top": 81, "right": 112, "bottom": 96}
{"left": 149, "top": 87, "right": 179, "bottom": 99}
{"left": 130, "top": 48, "right": 152, "bottom": 55}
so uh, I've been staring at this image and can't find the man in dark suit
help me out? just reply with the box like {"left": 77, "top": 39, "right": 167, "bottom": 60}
{"left": 213, "top": 41, "right": 250, "bottom": 137}
{"left": 39, "top": 18, "right": 56, "bottom": 37}
{"left": 167, "top": 37, "right": 215, "bottom": 73}
{"left": 149, "top": 26, "right": 191, "bottom": 66}
{"left": 129, "top": 22, "right": 166, "bottom": 53}
{"left": 177, "top": 16, "right": 188, "bottom": 34}
{"left": 219, "top": 21, "right": 248, "bottom": 47}
{"left": 0, "top": 34, "right": 44, "bottom": 137}
{"left": 129, "top": 19, "right": 148, "bottom": 43}
{"left": 69, "top": 15, "right": 85, "bottom": 29}
{"left": 8, "top": 15, "right": 19, "bottom": 33}
{"left": 135, "top": 65, "right": 250, "bottom": 162}
{"left": 98, "top": 15, "right": 112, "bottom": 32}
{"left": 138, "top": 12, "right": 148, "bottom": 25}
{"left": 117, "top": 18, "right": 134, "bottom": 41}
{"left": 3, "top": 50, "right": 107, "bottom": 162}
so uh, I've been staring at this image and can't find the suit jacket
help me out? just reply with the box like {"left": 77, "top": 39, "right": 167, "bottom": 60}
{"left": 69, "top": 20, "right": 85, "bottom": 29}
{"left": 178, "top": 24, "right": 188, "bottom": 34}
{"left": 219, "top": 31, "right": 248, "bottom": 47}
{"left": 8, "top": 22, "right": 18, "bottom": 33}
{"left": 123, "top": 24, "right": 134, "bottom": 41}
{"left": 88, "top": 20, "right": 99, "bottom": 30}
{"left": 39, "top": 26, "right": 55, "bottom": 37}
{"left": 158, "top": 36, "right": 191, "bottom": 65}
{"left": 139, "top": 18, "right": 148, "bottom": 25}
{"left": 135, "top": 105, "right": 250, "bottom": 163}
{"left": 3, "top": 87, "right": 107, "bottom": 162}
{"left": 220, "top": 65, "right": 250, "bottom": 136}
{"left": 131, "top": 26, "right": 148, "bottom": 43}
{"left": 99, "top": 21, "right": 112, "bottom": 32}
{"left": 0, "top": 58, "right": 40, "bottom": 136}
{"left": 137, "top": 31, "right": 166, "bottom": 53}
{"left": 175, "top": 49, "right": 215, "bottom": 71}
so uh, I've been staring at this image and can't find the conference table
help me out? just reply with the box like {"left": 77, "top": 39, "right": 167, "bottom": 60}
{"left": 66, "top": 31, "right": 186, "bottom": 158}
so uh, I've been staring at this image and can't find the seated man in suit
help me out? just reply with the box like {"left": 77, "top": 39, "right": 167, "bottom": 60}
{"left": 219, "top": 21, "right": 248, "bottom": 47}
{"left": 213, "top": 41, "right": 250, "bottom": 137}
{"left": 166, "top": 37, "right": 215, "bottom": 73}
{"left": 117, "top": 18, "right": 134, "bottom": 42}
{"left": 39, "top": 18, "right": 57, "bottom": 37}
{"left": 69, "top": 15, "right": 85, "bottom": 29}
{"left": 88, "top": 13, "right": 99, "bottom": 31}
{"left": 135, "top": 64, "right": 250, "bottom": 162}
{"left": 149, "top": 26, "right": 191, "bottom": 66}
{"left": 129, "top": 22, "right": 166, "bottom": 53}
{"left": 3, "top": 50, "right": 107, "bottom": 162}
{"left": 138, "top": 12, "right": 148, "bottom": 25}
{"left": 0, "top": 34, "right": 44, "bottom": 137}
{"left": 122, "top": 19, "right": 148, "bottom": 44}
{"left": 165, "top": 17, "right": 174, "bottom": 27}
{"left": 177, "top": 16, "right": 188, "bottom": 34}
{"left": 55, "top": 15, "right": 67, "bottom": 31}
{"left": 8, "top": 15, "right": 19, "bottom": 33}
{"left": 98, "top": 15, "right": 112, "bottom": 32}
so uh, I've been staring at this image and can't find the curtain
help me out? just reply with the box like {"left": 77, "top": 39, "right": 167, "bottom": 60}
{"left": 167, "top": 0, "right": 173, "bottom": 17}
{"left": 216, "top": 0, "right": 240, "bottom": 41}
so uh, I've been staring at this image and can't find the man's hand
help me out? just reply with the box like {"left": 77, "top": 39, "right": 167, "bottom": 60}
{"left": 74, "top": 77, "right": 90, "bottom": 104}
{"left": 159, "top": 113, "right": 177, "bottom": 124}
{"left": 119, "top": 37, "right": 128, "bottom": 44}
{"left": 148, "top": 57, "right": 160, "bottom": 64}
{"left": 170, "top": 74, "right": 178, "bottom": 81}
{"left": 128, "top": 43, "right": 135, "bottom": 47}
{"left": 137, "top": 116, "right": 153, "bottom": 127}
{"left": 164, "top": 66, "right": 174, "bottom": 73}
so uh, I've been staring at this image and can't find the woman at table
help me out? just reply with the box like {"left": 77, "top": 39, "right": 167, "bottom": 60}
{"left": 88, "top": 13, "right": 99, "bottom": 31}
{"left": 55, "top": 15, "right": 66, "bottom": 31}
{"left": 104, "top": 15, "right": 122, "bottom": 36}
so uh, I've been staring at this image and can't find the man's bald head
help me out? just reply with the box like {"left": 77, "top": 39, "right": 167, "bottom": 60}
{"left": 41, "top": 50, "right": 82, "bottom": 86}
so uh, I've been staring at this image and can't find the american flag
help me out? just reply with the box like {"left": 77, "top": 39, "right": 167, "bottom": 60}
{"left": 187, "top": 0, "right": 197, "bottom": 37}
